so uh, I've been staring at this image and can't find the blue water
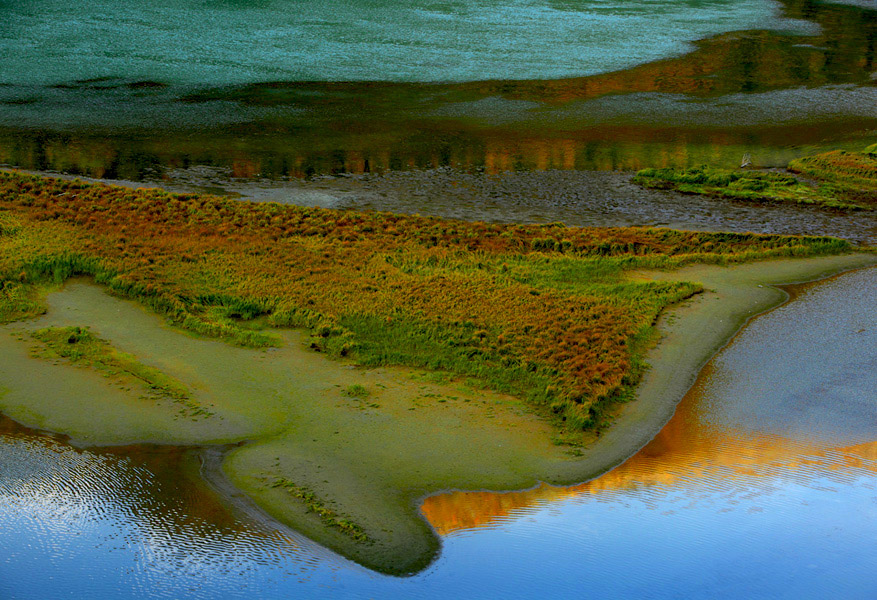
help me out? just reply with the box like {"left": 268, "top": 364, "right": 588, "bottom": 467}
{"left": 0, "top": 0, "right": 814, "bottom": 86}
{"left": 1, "top": 267, "right": 875, "bottom": 599}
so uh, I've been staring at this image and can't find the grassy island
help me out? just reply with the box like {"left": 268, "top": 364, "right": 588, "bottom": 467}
{"left": 0, "top": 170, "right": 854, "bottom": 431}
{"left": 633, "top": 145, "right": 877, "bottom": 211}
{"left": 0, "top": 170, "right": 872, "bottom": 573}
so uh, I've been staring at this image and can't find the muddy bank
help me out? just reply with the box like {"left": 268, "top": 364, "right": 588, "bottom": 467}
{"left": 0, "top": 254, "right": 874, "bottom": 574}
{"left": 241, "top": 168, "right": 877, "bottom": 245}
{"left": 13, "top": 166, "right": 876, "bottom": 245}
{"left": 3, "top": 262, "right": 875, "bottom": 597}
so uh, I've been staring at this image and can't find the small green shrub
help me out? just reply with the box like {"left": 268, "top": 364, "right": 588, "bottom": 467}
{"left": 344, "top": 384, "right": 370, "bottom": 398}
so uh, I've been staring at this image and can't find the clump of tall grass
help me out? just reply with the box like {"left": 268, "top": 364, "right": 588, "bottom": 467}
{"left": 635, "top": 146, "right": 877, "bottom": 211}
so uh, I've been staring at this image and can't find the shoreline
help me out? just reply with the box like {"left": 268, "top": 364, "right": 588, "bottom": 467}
{"left": 0, "top": 167, "right": 873, "bottom": 572}
{"left": 12, "top": 252, "right": 867, "bottom": 575}
{"left": 136, "top": 253, "right": 877, "bottom": 575}
{"left": 3, "top": 166, "right": 874, "bottom": 248}
{"left": 533, "top": 254, "right": 877, "bottom": 485}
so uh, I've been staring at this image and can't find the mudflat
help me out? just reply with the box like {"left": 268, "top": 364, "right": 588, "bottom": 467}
{"left": 0, "top": 252, "right": 872, "bottom": 573}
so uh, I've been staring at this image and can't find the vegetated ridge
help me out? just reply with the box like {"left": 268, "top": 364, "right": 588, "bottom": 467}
{"left": 0, "top": 171, "right": 852, "bottom": 434}
{"left": 633, "top": 145, "right": 877, "bottom": 211}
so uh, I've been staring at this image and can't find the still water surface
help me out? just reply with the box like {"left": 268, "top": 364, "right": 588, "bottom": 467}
{"left": 1, "top": 268, "right": 874, "bottom": 599}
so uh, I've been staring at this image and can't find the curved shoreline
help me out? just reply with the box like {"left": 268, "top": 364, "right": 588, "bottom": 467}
{"left": 195, "top": 253, "right": 877, "bottom": 574}
{"left": 0, "top": 254, "right": 874, "bottom": 574}
{"left": 1, "top": 253, "right": 874, "bottom": 575}
{"left": 531, "top": 253, "right": 877, "bottom": 485}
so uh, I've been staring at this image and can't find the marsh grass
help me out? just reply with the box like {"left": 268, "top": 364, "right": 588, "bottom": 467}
{"left": 633, "top": 146, "right": 877, "bottom": 211}
{"left": 0, "top": 171, "right": 856, "bottom": 435}
{"left": 270, "top": 478, "right": 370, "bottom": 543}
{"left": 29, "top": 325, "right": 214, "bottom": 419}
{"left": 344, "top": 383, "right": 371, "bottom": 398}
{"left": 0, "top": 280, "right": 46, "bottom": 323}
{"left": 0, "top": 212, "right": 22, "bottom": 237}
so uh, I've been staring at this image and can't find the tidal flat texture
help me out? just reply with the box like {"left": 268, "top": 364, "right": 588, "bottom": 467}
{"left": 0, "top": 169, "right": 873, "bottom": 570}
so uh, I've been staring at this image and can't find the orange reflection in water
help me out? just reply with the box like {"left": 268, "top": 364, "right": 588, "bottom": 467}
{"left": 421, "top": 363, "right": 877, "bottom": 536}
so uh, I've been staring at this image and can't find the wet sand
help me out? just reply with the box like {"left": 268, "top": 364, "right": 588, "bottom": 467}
{"left": 0, "top": 0, "right": 874, "bottom": 587}
{"left": 2, "top": 263, "right": 875, "bottom": 597}
{"left": 191, "top": 167, "right": 877, "bottom": 245}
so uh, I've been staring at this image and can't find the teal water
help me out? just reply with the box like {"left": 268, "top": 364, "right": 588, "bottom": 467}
{"left": 0, "top": 0, "right": 873, "bottom": 178}
{"left": 0, "top": 0, "right": 813, "bottom": 86}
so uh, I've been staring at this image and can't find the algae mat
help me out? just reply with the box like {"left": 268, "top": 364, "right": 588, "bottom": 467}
{"left": 0, "top": 252, "right": 874, "bottom": 573}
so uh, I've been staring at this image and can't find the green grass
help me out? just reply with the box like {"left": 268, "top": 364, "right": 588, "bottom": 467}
{"left": 344, "top": 384, "right": 371, "bottom": 398}
{"left": 0, "top": 280, "right": 47, "bottom": 324}
{"left": 2, "top": 249, "right": 873, "bottom": 575}
{"left": 0, "top": 167, "right": 855, "bottom": 452}
{"left": 633, "top": 146, "right": 877, "bottom": 211}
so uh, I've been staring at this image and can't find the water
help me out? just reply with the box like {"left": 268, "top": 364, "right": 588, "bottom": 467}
{"left": 0, "top": 1, "right": 875, "bottom": 595}
{"left": 1, "top": 267, "right": 874, "bottom": 598}
{"left": 0, "top": 0, "right": 812, "bottom": 86}
{"left": 137, "top": 167, "right": 877, "bottom": 244}
{"left": 0, "top": 0, "right": 874, "bottom": 178}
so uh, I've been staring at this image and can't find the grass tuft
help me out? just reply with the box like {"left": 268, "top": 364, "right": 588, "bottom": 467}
{"left": 343, "top": 384, "right": 371, "bottom": 398}
{"left": 633, "top": 146, "right": 877, "bottom": 211}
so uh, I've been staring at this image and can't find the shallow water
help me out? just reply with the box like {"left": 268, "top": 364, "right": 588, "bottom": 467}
{"left": 127, "top": 166, "right": 877, "bottom": 245}
{"left": 1, "top": 267, "right": 874, "bottom": 598}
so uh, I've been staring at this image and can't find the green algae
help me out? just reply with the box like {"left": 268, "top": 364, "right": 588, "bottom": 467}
{"left": 0, "top": 278, "right": 564, "bottom": 572}
{"left": 270, "top": 478, "right": 370, "bottom": 543}
{"left": 29, "top": 325, "right": 212, "bottom": 419}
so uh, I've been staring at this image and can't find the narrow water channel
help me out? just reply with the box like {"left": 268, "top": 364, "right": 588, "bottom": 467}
{"left": 1, "top": 267, "right": 873, "bottom": 599}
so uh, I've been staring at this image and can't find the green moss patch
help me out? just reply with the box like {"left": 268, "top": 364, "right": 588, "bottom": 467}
{"left": 633, "top": 146, "right": 877, "bottom": 211}
{"left": 270, "top": 478, "right": 370, "bottom": 543}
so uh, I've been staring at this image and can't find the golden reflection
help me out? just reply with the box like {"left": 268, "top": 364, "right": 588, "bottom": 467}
{"left": 421, "top": 363, "right": 877, "bottom": 536}
{"left": 4, "top": 123, "right": 869, "bottom": 183}
{"left": 0, "top": 1, "right": 872, "bottom": 180}
{"left": 463, "top": 0, "right": 876, "bottom": 104}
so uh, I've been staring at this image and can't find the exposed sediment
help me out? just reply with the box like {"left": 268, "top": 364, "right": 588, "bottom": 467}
{"left": 0, "top": 254, "right": 873, "bottom": 573}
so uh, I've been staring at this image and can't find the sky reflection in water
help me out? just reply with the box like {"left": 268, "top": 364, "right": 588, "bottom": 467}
{"left": 1, "top": 268, "right": 875, "bottom": 599}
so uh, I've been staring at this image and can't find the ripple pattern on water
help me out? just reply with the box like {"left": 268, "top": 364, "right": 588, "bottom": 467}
{"left": 0, "top": 0, "right": 813, "bottom": 86}
{"left": 1, "top": 269, "right": 876, "bottom": 599}
{"left": 0, "top": 430, "right": 359, "bottom": 599}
